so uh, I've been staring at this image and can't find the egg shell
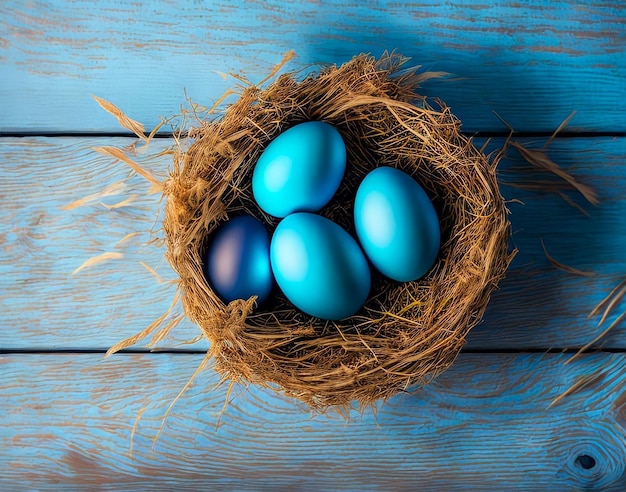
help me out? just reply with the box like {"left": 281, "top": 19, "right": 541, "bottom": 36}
{"left": 270, "top": 212, "right": 371, "bottom": 320}
{"left": 252, "top": 121, "right": 347, "bottom": 218}
{"left": 205, "top": 215, "right": 273, "bottom": 305}
{"left": 354, "top": 166, "right": 440, "bottom": 282}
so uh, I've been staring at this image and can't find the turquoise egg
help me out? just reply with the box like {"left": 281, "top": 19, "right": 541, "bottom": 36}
{"left": 270, "top": 213, "right": 371, "bottom": 320}
{"left": 354, "top": 166, "right": 440, "bottom": 282}
{"left": 252, "top": 121, "right": 346, "bottom": 218}
{"left": 205, "top": 215, "right": 273, "bottom": 305}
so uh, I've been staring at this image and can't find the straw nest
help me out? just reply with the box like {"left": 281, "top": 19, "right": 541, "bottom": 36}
{"left": 162, "top": 52, "right": 513, "bottom": 410}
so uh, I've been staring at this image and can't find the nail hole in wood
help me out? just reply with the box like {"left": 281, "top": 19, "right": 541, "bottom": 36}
{"left": 575, "top": 454, "right": 596, "bottom": 470}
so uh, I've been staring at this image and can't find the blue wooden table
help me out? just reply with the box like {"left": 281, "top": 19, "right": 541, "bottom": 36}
{"left": 2, "top": 1, "right": 626, "bottom": 490}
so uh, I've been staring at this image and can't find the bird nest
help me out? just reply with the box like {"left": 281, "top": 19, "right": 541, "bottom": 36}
{"left": 107, "top": 52, "right": 513, "bottom": 410}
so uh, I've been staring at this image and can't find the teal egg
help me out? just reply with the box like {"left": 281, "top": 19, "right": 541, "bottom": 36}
{"left": 354, "top": 166, "right": 440, "bottom": 282}
{"left": 252, "top": 121, "right": 346, "bottom": 218}
{"left": 270, "top": 213, "right": 371, "bottom": 320}
{"left": 205, "top": 215, "right": 273, "bottom": 305}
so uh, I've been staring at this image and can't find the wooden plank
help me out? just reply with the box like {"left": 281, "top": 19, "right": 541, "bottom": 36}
{"left": 1, "top": 136, "right": 625, "bottom": 350}
{"left": 1, "top": 0, "right": 624, "bottom": 134}
{"left": 0, "top": 136, "right": 202, "bottom": 350}
{"left": 471, "top": 135, "right": 626, "bottom": 349}
{"left": 1, "top": 352, "right": 626, "bottom": 490}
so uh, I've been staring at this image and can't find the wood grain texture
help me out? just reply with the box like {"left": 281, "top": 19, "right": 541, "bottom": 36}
{"left": 1, "top": 136, "right": 625, "bottom": 350}
{"left": 1, "top": 352, "right": 626, "bottom": 490}
{"left": 1, "top": 0, "right": 625, "bottom": 134}
{"left": 0, "top": 136, "right": 201, "bottom": 350}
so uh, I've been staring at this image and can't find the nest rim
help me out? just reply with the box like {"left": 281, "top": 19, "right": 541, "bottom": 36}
{"left": 162, "top": 52, "right": 513, "bottom": 410}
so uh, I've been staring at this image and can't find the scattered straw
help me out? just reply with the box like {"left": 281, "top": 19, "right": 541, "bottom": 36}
{"left": 105, "top": 287, "right": 182, "bottom": 357}
{"left": 545, "top": 110, "right": 577, "bottom": 149}
{"left": 92, "top": 95, "right": 147, "bottom": 141}
{"left": 140, "top": 261, "right": 164, "bottom": 283}
{"left": 540, "top": 238, "right": 596, "bottom": 277}
{"left": 72, "top": 252, "right": 124, "bottom": 275}
{"left": 115, "top": 232, "right": 142, "bottom": 248}
{"left": 93, "top": 146, "right": 163, "bottom": 193}
{"left": 62, "top": 181, "right": 126, "bottom": 211}
{"left": 152, "top": 352, "right": 212, "bottom": 451}
{"left": 549, "top": 370, "right": 605, "bottom": 409}
{"left": 129, "top": 406, "right": 148, "bottom": 458}
{"left": 510, "top": 141, "right": 599, "bottom": 206}
{"left": 589, "top": 279, "right": 626, "bottom": 320}
{"left": 566, "top": 278, "right": 626, "bottom": 365}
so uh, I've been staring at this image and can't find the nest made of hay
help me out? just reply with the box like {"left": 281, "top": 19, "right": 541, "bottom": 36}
{"left": 160, "top": 52, "right": 512, "bottom": 410}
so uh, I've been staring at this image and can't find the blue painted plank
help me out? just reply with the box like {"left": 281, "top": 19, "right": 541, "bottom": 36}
{"left": 1, "top": 352, "right": 625, "bottom": 490}
{"left": 0, "top": 136, "right": 200, "bottom": 350}
{"left": 0, "top": 0, "right": 624, "bottom": 133}
{"left": 470, "top": 135, "right": 626, "bottom": 349}
{"left": 1, "top": 136, "right": 625, "bottom": 350}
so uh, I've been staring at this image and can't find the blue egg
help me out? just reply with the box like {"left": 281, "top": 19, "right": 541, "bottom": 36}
{"left": 205, "top": 215, "right": 273, "bottom": 305}
{"left": 252, "top": 121, "right": 346, "bottom": 217}
{"left": 354, "top": 166, "right": 440, "bottom": 282}
{"left": 270, "top": 213, "right": 370, "bottom": 320}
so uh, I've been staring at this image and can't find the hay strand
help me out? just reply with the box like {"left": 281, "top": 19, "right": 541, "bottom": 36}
{"left": 105, "top": 287, "right": 182, "bottom": 357}
{"left": 566, "top": 279, "right": 626, "bottom": 365}
{"left": 510, "top": 141, "right": 599, "bottom": 206}
{"left": 545, "top": 110, "right": 577, "bottom": 149}
{"left": 540, "top": 238, "right": 596, "bottom": 277}
{"left": 92, "top": 95, "right": 147, "bottom": 141}
{"left": 548, "top": 370, "right": 605, "bottom": 409}
{"left": 72, "top": 252, "right": 124, "bottom": 275}
{"left": 152, "top": 352, "right": 212, "bottom": 451}
{"left": 93, "top": 146, "right": 163, "bottom": 193}
{"left": 62, "top": 181, "right": 126, "bottom": 211}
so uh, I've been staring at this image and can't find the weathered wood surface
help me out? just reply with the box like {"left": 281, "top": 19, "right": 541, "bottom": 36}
{"left": 1, "top": 135, "right": 625, "bottom": 350}
{"left": 2, "top": 0, "right": 626, "bottom": 489}
{"left": 1, "top": 0, "right": 625, "bottom": 134}
{"left": 2, "top": 352, "right": 626, "bottom": 491}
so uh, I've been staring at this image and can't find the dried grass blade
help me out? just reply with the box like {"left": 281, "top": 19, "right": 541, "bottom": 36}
{"left": 411, "top": 70, "right": 451, "bottom": 85}
{"left": 545, "top": 110, "right": 577, "bottom": 149}
{"left": 589, "top": 279, "right": 626, "bottom": 319}
{"left": 100, "top": 195, "right": 137, "bottom": 210}
{"left": 549, "top": 370, "right": 603, "bottom": 408}
{"left": 148, "top": 315, "right": 183, "bottom": 348}
{"left": 93, "top": 146, "right": 163, "bottom": 192}
{"left": 105, "top": 288, "right": 182, "bottom": 357}
{"left": 557, "top": 191, "right": 590, "bottom": 217}
{"left": 595, "top": 281, "right": 626, "bottom": 327}
{"left": 129, "top": 406, "right": 148, "bottom": 458}
{"left": 152, "top": 352, "right": 212, "bottom": 451}
{"left": 257, "top": 50, "right": 296, "bottom": 86}
{"left": 72, "top": 252, "right": 124, "bottom": 275}
{"left": 540, "top": 238, "right": 596, "bottom": 277}
{"left": 140, "top": 261, "right": 164, "bottom": 283}
{"left": 92, "top": 95, "right": 146, "bottom": 140}
{"left": 62, "top": 181, "right": 126, "bottom": 210}
{"left": 566, "top": 311, "right": 626, "bottom": 365}
{"left": 105, "top": 312, "right": 167, "bottom": 357}
{"left": 510, "top": 141, "right": 599, "bottom": 206}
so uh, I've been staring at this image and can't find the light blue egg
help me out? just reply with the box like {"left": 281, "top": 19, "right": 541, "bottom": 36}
{"left": 252, "top": 121, "right": 346, "bottom": 218}
{"left": 270, "top": 213, "right": 370, "bottom": 320}
{"left": 205, "top": 215, "right": 273, "bottom": 305}
{"left": 354, "top": 166, "right": 440, "bottom": 282}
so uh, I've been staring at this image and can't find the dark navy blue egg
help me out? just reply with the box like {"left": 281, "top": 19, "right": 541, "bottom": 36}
{"left": 205, "top": 215, "right": 273, "bottom": 305}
